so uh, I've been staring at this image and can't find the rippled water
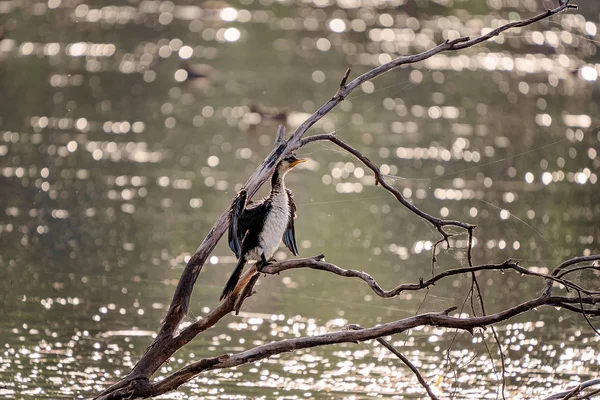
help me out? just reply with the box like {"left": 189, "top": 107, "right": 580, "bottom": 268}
{"left": 1, "top": 0, "right": 599, "bottom": 398}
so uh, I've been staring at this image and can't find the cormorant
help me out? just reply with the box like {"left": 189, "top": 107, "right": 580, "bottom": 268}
{"left": 220, "top": 155, "right": 306, "bottom": 300}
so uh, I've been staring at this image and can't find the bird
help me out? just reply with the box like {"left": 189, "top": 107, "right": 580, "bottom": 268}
{"left": 180, "top": 60, "right": 214, "bottom": 80}
{"left": 249, "top": 104, "right": 289, "bottom": 122}
{"left": 220, "top": 155, "right": 306, "bottom": 300}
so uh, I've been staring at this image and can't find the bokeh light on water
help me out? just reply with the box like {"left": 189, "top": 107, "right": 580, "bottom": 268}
{"left": 1, "top": 0, "right": 599, "bottom": 398}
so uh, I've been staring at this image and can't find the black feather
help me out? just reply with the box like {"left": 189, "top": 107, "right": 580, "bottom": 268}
{"left": 282, "top": 188, "right": 299, "bottom": 256}
{"left": 228, "top": 190, "right": 247, "bottom": 258}
{"left": 220, "top": 255, "right": 246, "bottom": 300}
{"left": 228, "top": 191, "right": 269, "bottom": 258}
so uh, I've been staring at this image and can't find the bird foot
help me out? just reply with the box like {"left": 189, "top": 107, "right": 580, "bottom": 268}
{"left": 257, "top": 254, "right": 274, "bottom": 273}
{"left": 257, "top": 260, "right": 272, "bottom": 273}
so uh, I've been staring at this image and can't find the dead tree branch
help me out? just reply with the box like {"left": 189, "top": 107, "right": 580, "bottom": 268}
{"left": 98, "top": 291, "right": 600, "bottom": 399}
{"left": 545, "top": 255, "right": 600, "bottom": 296}
{"left": 571, "top": 387, "right": 600, "bottom": 400}
{"left": 94, "top": 2, "right": 585, "bottom": 399}
{"left": 300, "top": 133, "right": 475, "bottom": 237}
{"left": 546, "top": 378, "right": 600, "bottom": 400}
{"left": 96, "top": 249, "right": 600, "bottom": 398}
{"left": 557, "top": 265, "right": 600, "bottom": 278}
{"left": 347, "top": 324, "right": 440, "bottom": 400}
{"left": 257, "top": 255, "right": 600, "bottom": 300}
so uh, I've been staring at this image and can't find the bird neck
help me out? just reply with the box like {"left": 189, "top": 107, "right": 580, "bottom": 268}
{"left": 270, "top": 169, "right": 286, "bottom": 196}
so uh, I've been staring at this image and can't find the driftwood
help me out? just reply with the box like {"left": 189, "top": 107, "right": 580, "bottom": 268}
{"left": 93, "top": 2, "right": 600, "bottom": 399}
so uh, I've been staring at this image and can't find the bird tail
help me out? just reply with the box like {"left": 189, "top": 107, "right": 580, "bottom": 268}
{"left": 220, "top": 256, "right": 246, "bottom": 300}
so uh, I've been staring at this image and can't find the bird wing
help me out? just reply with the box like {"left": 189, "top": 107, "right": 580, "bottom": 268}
{"left": 282, "top": 188, "right": 299, "bottom": 256}
{"left": 228, "top": 190, "right": 269, "bottom": 258}
{"left": 228, "top": 190, "right": 247, "bottom": 258}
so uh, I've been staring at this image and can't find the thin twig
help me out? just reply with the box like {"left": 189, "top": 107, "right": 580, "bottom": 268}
{"left": 347, "top": 324, "right": 440, "bottom": 400}
{"left": 552, "top": 302, "right": 600, "bottom": 316}
{"left": 468, "top": 228, "right": 507, "bottom": 400}
{"left": 472, "top": 287, "right": 507, "bottom": 400}
{"left": 561, "top": 385, "right": 582, "bottom": 400}
{"left": 545, "top": 256, "right": 600, "bottom": 296}
{"left": 258, "top": 255, "right": 599, "bottom": 299}
{"left": 571, "top": 387, "right": 600, "bottom": 400}
{"left": 557, "top": 265, "right": 600, "bottom": 279}
{"left": 288, "top": 0, "right": 575, "bottom": 151}
{"left": 446, "top": 281, "right": 475, "bottom": 398}
{"left": 578, "top": 291, "right": 600, "bottom": 336}
{"left": 546, "top": 379, "right": 600, "bottom": 400}
{"left": 467, "top": 227, "right": 475, "bottom": 270}
{"left": 301, "top": 134, "right": 474, "bottom": 235}
{"left": 431, "top": 236, "right": 451, "bottom": 275}
{"left": 336, "top": 68, "right": 351, "bottom": 95}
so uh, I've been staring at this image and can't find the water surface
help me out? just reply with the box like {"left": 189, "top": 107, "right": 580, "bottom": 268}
{"left": 1, "top": 0, "right": 600, "bottom": 398}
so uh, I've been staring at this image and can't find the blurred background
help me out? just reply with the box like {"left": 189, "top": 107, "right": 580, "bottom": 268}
{"left": 1, "top": 0, "right": 599, "bottom": 398}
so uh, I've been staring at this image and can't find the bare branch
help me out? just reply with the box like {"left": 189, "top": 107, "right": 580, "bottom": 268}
{"left": 546, "top": 379, "right": 600, "bottom": 400}
{"left": 376, "top": 341, "right": 441, "bottom": 400}
{"left": 431, "top": 235, "right": 450, "bottom": 274}
{"left": 578, "top": 291, "right": 600, "bottom": 336}
{"left": 94, "top": 3, "right": 583, "bottom": 399}
{"left": 233, "top": 272, "right": 260, "bottom": 314}
{"left": 551, "top": 302, "right": 600, "bottom": 317}
{"left": 471, "top": 273, "right": 506, "bottom": 400}
{"left": 544, "top": 255, "right": 600, "bottom": 296}
{"left": 561, "top": 385, "right": 582, "bottom": 400}
{"left": 449, "top": 1, "right": 577, "bottom": 51}
{"left": 257, "top": 254, "right": 599, "bottom": 301}
{"left": 467, "top": 227, "right": 475, "bottom": 268}
{"left": 557, "top": 264, "right": 600, "bottom": 278}
{"left": 287, "top": 1, "right": 575, "bottom": 151}
{"left": 335, "top": 68, "right": 352, "bottom": 97}
{"left": 106, "top": 251, "right": 597, "bottom": 399}
{"left": 347, "top": 324, "right": 440, "bottom": 400}
{"left": 571, "top": 387, "right": 600, "bottom": 400}
{"left": 465, "top": 228, "right": 507, "bottom": 400}
{"left": 100, "top": 292, "right": 600, "bottom": 399}
{"left": 275, "top": 124, "right": 286, "bottom": 145}
{"left": 300, "top": 134, "right": 474, "bottom": 234}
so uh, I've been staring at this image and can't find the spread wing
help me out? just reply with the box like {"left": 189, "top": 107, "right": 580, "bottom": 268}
{"left": 228, "top": 190, "right": 268, "bottom": 258}
{"left": 282, "top": 188, "right": 299, "bottom": 256}
{"left": 228, "top": 190, "right": 247, "bottom": 258}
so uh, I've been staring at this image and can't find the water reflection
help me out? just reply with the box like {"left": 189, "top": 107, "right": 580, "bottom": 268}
{"left": 1, "top": 0, "right": 599, "bottom": 398}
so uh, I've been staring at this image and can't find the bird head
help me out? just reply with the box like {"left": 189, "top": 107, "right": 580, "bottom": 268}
{"left": 277, "top": 154, "right": 307, "bottom": 174}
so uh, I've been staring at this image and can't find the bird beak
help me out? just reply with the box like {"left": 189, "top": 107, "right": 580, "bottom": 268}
{"left": 290, "top": 158, "right": 307, "bottom": 167}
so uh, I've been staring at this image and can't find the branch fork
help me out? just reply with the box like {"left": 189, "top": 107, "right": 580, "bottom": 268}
{"left": 333, "top": 68, "right": 352, "bottom": 100}
{"left": 94, "top": 3, "right": 589, "bottom": 399}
